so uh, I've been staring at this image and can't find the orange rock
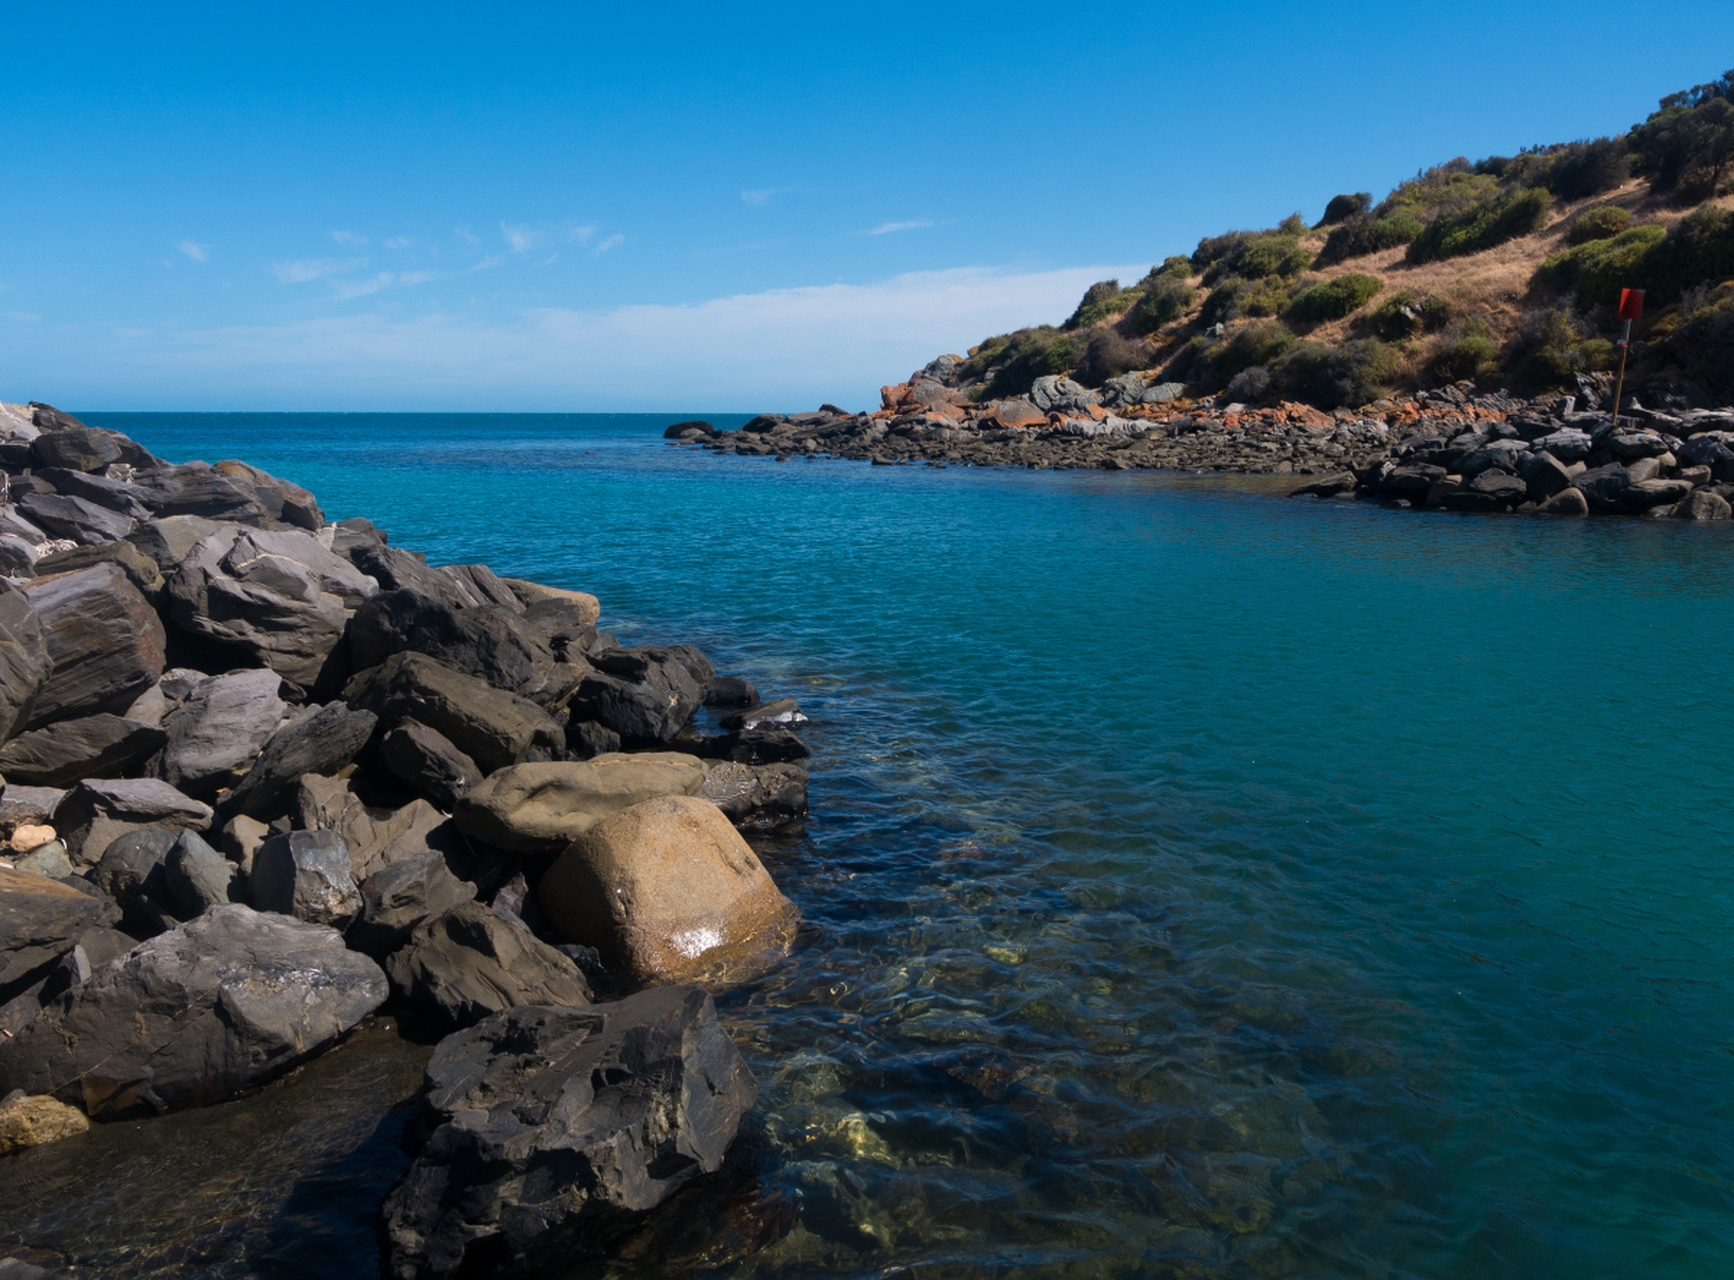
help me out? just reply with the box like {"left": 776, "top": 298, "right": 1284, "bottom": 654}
{"left": 879, "top": 384, "right": 912, "bottom": 412}
{"left": 1083, "top": 403, "right": 1109, "bottom": 422}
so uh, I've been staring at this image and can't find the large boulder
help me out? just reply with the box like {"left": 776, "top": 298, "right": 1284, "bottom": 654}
{"left": 0, "top": 715, "right": 166, "bottom": 787}
{"left": 384, "top": 900, "right": 591, "bottom": 1031}
{"left": 220, "top": 701, "right": 378, "bottom": 820}
{"left": 34, "top": 467, "right": 154, "bottom": 520}
{"left": 343, "top": 653, "right": 563, "bottom": 774}
{"left": 1572, "top": 462, "right": 1632, "bottom": 510}
{"left": 537, "top": 794, "right": 797, "bottom": 984}
{"left": 292, "top": 775, "right": 464, "bottom": 882}
{"left": 91, "top": 827, "right": 180, "bottom": 936}
{"left": 567, "top": 645, "right": 715, "bottom": 745}
{"left": 454, "top": 754, "right": 708, "bottom": 856}
{"left": 15, "top": 492, "right": 135, "bottom": 545}
{"left": 348, "top": 850, "right": 476, "bottom": 957}
{"left": 124, "top": 514, "right": 221, "bottom": 574}
{"left": 20, "top": 562, "right": 167, "bottom": 729}
{"left": 211, "top": 459, "right": 325, "bottom": 530}
{"left": 0, "top": 582, "right": 51, "bottom": 742}
{"left": 503, "top": 578, "right": 601, "bottom": 627}
{"left": 380, "top": 718, "right": 482, "bottom": 810}
{"left": 0, "top": 866, "right": 121, "bottom": 990}
{"left": 698, "top": 762, "right": 810, "bottom": 830}
{"left": 1673, "top": 488, "right": 1733, "bottom": 521}
{"left": 162, "top": 829, "right": 244, "bottom": 918}
{"left": 156, "top": 668, "right": 287, "bottom": 796}
{"left": 129, "top": 462, "right": 275, "bottom": 525}
{"left": 32, "top": 539, "right": 164, "bottom": 595}
{"left": 348, "top": 589, "right": 550, "bottom": 692}
{"left": 1621, "top": 477, "right": 1694, "bottom": 511}
{"left": 29, "top": 427, "right": 122, "bottom": 473}
{"left": 0, "top": 904, "right": 387, "bottom": 1117}
{"left": 52, "top": 779, "right": 213, "bottom": 866}
{"left": 250, "top": 829, "right": 361, "bottom": 929}
{"left": 380, "top": 988, "right": 757, "bottom": 1280}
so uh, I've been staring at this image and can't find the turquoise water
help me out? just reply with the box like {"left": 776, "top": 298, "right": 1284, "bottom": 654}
{"left": 9, "top": 412, "right": 1734, "bottom": 1278}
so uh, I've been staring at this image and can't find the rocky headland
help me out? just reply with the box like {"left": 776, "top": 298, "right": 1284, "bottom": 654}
{"left": 0, "top": 401, "right": 811, "bottom": 1278}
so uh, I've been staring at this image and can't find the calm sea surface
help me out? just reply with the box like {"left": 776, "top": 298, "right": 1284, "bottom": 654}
{"left": 3, "top": 412, "right": 1731, "bottom": 1279}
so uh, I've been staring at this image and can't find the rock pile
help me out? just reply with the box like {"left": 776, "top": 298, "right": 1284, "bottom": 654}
{"left": 0, "top": 401, "right": 810, "bottom": 1274}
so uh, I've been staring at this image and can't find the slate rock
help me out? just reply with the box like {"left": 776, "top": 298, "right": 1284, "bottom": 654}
{"left": 1286, "top": 471, "right": 1357, "bottom": 499}
{"left": 1572, "top": 461, "right": 1633, "bottom": 510}
{"left": 538, "top": 794, "right": 798, "bottom": 984}
{"left": 0, "top": 715, "right": 166, "bottom": 787}
{"left": 1467, "top": 469, "right": 1527, "bottom": 507}
{"left": 1604, "top": 430, "right": 1671, "bottom": 461}
{"left": 349, "top": 589, "right": 550, "bottom": 692}
{"left": 565, "top": 719, "right": 622, "bottom": 760}
{"left": 0, "top": 865, "right": 121, "bottom": 989}
{"left": 163, "top": 829, "right": 243, "bottom": 917}
{"left": 1455, "top": 441, "right": 1530, "bottom": 476}
{"left": 1531, "top": 428, "right": 1593, "bottom": 462}
{"left": 20, "top": 562, "right": 167, "bottom": 729}
{"left": 29, "top": 428, "right": 122, "bottom": 474}
{"left": 0, "top": 535, "right": 38, "bottom": 576}
{"left": 34, "top": 467, "right": 154, "bottom": 520}
{"left": 698, "top": 762, "right": 810, "bottom": 830}
{"left": 344, "top": 543, "right": 500, "bottom": 611}
{"left": 292, "top": 775, "right": 465, "bottom": 883}
{"left": 568, "top": 645, "right": 716, "bottom": 745}
{"left": 250, "top": 829, "right": 361, "bottom": 929}
{"left": 349, "top": 850, "right": 476, "bottom": 958}
{"left": 130, "top": 462, "right": 275, "bottom": 525}
{"left": 211, "top": 459, "right": 325, "bottom": 530}
{"left": 1522, "top": 451, "right": 1575, "bottom": 502}
{"left": 1620, "top": 477, "right": 1694, "bottom": 511}
{"left": 15, "top": 492, "right": 135, "bottom": 546}
{"left": 435, "top": 564, "right": 524, "bottom": 612}
{"left": 91, "top": 827, "right": 180, "bottom": 936}
{"left": 124, "top": 514, "right": 222, "bottom": 574}
{"left": 380, "top": 988, "right": 756, "bottom": 1280}
{"left": 32, "top": 539, "right": 164, "bottom": 594}
{"left": 0, "top": 583, "right": 52, "bottom": 742}
{"left": 454, "top": 753, "right": 708, "bottom": 856}
{"left": 703, "top": 676, "right": 760, "bottom": 708}
{"left": 157, "top": 668, "right": 286, "bottom": 796}
{"left": 343, "top": 653, "right": 563, "bottom": 774}
{"left": 380, "top": 718, "right": 482, "bottom": 810}
{"left": 0, "top": 903, "right": 386, "bottom": 1117}
{"left": 221, "top": 701, "right": 378, "bottom": 820}
{"left": 52, "top": 779, "right": 213, "bottom": 866}
{"left": 0, "top": 785, "right": 65, "bottom": 836}
{"left": 384, "top": 900, "right": 591, "bottom": 1032}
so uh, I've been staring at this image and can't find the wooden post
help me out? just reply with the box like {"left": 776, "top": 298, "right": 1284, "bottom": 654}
{"left": 1612, "top": 289, "right": 1645, "bottom": 425}
{"left": 1612, "top": 320, "right": 1631, "bottom": 425}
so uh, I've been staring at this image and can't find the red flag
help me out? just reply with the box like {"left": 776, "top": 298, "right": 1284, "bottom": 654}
{"left": 1618, "top": 288, "right": 1645, "bottom": 320}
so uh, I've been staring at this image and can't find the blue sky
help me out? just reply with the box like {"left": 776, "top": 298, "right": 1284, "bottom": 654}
{"left": 4, "top": 2, "right": 1731, "bottom": 412}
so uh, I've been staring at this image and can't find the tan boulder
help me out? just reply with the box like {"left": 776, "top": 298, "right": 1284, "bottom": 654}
{"left": 0, "top": 1093, "right": 89, "bottom": 1154}
{"left": 537, "top": 793, "right": 797, "bottom": 984}
{"left": 454, "top": 753, "right": 706, "bottom": 855}
{"left": 501, "top": 578, "right": 601, "bottom": 627}
{"left": 9, "top": 824, "right": 54, "bottom": 854}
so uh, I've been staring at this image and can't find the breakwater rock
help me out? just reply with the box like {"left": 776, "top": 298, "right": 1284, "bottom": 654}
{"left": 0, "top": 400, "right": 809, "bottom": 1270}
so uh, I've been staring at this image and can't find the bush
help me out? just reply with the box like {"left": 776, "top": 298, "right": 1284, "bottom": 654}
{"left": 1643, "top": 204, "right": 1734, "bottom": 301}
{"left": 1195, "top": 231, "right": 1309, "bottom": 283}
{"left": 1568, "top": 205, "right": 1633, "bottom": 244}
{"left": 1505, "top": 308, "right": 1614, "bottom": 391}
{"left": 1430, "top": 329, "right": 1497, "bottom": 382}
{"left": 1318, "top": 192, "right": 1371, "bottom": 226}
{"left": 962, "top": 326, "right": 1085, "bottom": 398}
{"left": 1073, "top": 331, "right": 1144, "bottom": 386}
{"left": 1315, "top": 212, "right": 1422, "bottom": 266}
{"left": 1065, "top": 279, "right": 1142, "bottom": 330}
{"left": 1376, "top": 161, "right": 1497, "bottom": 220}
{"left": 1666, "top": 283, "right": 1734, "bottom": 399}
{"left": 1406, "top": 187, "right": 1552, "bottom": 264}
{"left": 1486, "top": 138, "right": 1633, "bottom": 201}
{"left": 1538, "top": 224, "right": 1667, "bottom": 307}
{"left": 1143, "top": 256, "right": 1194, "bottom": 282}
{"left": 1277, "top": 213, "right": 1309, "bottom": 235}
{"left": 1631, "top": 75, "right": 1734, "bottom": 201}
{"left": 1225, "top": 365, "right": 1273, "bottom": 402}
{"left": 1271, "top": 338, "right": 1400, "bottom": 408}
{"left": 1127, "top": 275, "right": 1195, "bottom": 333}
{"left": 1193, "top": 320, "right": 1297, "bottom": 392}
{"left": 1199, "top": 275, "right": 1292, "bottom": 327}
{"left": 1369, "top": 289, "right": 1452, "bottom": 339}
{"left": 1286, "top": 273, "right": 1384, "bottom": 323}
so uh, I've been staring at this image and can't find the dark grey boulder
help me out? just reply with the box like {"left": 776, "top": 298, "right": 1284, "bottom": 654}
{"left": 1572, "top": 462, "right": 1633, "bottom": 510}
{"left": 1467, "top": 469, "right": 1527, "bottom": 507}
{"left": 663, "top": 420, "right": 716, "bottom": 439}
{"left": 0, "top": 865, "right": 121, "bottom": 989}
{"left": 34, "top": 467, "right": 154, "bottom": 519}
{"left": 1676, "top": 433, "right": 1734, "bottom": 469}
{"left": 163, "top": 830, "right": 244, "bottom": 918}
{"left": 32, "top": 539, "right": 164, "bottom": 594}
{"left": 250, "top": 829, "right": 361, "bottom": 929}
{"left": 16, "top": 492, "right": 136, "bottom": 545}
{"left": 124, "top": 514, "right": 222, "bottom": 574}
{"left": 348, "top": 850, "right": 476, "bottom": 958}
{"left": 1621, "top": 477, "right": 1694, "bottom": 511}
{"left": 702, "top": 675, "right": 759, "bottom": 708}
{"left": 292, "top": 775, "right": 466, "bottom": 882}
{"left": 52, "top": 778, "right": 213, "bottom": 866}
{"left": 0, "top": 903, "right": 386, "bottom": 1117}
{"left": 568, "top": 645, "right": 715, "bottom": 745}
{"left": 1522, "top": 451, "right": 1575, "bottom": 502}
{"left": 1455, "top": 441, "right": 1529, "bottom": 477}
{"left": 344, "top": 543, "right": 506, "bottom": 612}
{"left": 13, "top": 842, "right": 73, "bottom": 880}
{"left": 29, "top": 427, "right": 122, "bottom": 474}
{"left": 380, "top": 987, "right": 756, "bottom": 1280}
{"left": 384, "top": 900, "right": 590, "bottom": 1032}
{"left": 1604, "top": 430, "right": 1672, "bottom": 461}
{"left": 1379, "top": 464, "right": 1445, "bottom": 497}
{"left": 698, "top": 762, "right": 810, "bottom": 829}
{"left": 0, "top": 785, "right": 64, "bottom": 835}
{"left": 349, "top": 589, "right": 550, "bottom": 692}
{"left": 0, "top": 582, "right": 51, "bottom": 742}
{"left": 435, "top": 563, "right": 524, "bottom": 611}
{"left": 381, "top": 718, "right": 482, "bottom": 810}
{"left": 1531, "top": 428, "right": 1593, "bottom": 462}
{"left": 220, "top": 701, "right": 378, "bottom": 820}
{"left": 130, "top": 462, "right": 275, "bottom": 525}
{"left": 565, "top": 719, "right": 621, "bottom": 760}
{"left": 0, "top": 534, "right": 38, "bottom": 576}
{"left": 0, "top": 715, "right": 166, "bottom": 787}
{"left": 91, "top": 827, "right": 179, "bottom": 937}
{"left": 698, "top": 727, "right": 811, "bottom": 764}
{"left": 343, "top": 653, "right": 563, "bottom": 774}
{"left": 157, "top": 668, "right": 286, "bottom": 796}
{"left": 1286, "top": 471, "right": 1357, "bottom": 499}
{"left": 208, "top": 459, "right": 325, "bottom": 530}
{"left": 19, "top": 562, "right": 167, "bottom": 729}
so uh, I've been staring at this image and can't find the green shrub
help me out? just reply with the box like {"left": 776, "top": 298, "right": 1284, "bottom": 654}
{"left": 1486, "top": 138, "right": 1633, "bottom": 201}
{"left": 1538, "top": 224, "right": 1667, "bottom": 307}
{"left": 1369, "top": 289, "right": 1452, "bottom": 339}
{"left": 1643, "top": 204, "right": 1734, "bottom": 300}
{"left": 1192, "top": 231, "right": 1247, "bottom": 273}
{"left": 1431, "top": 330, "right": 1497, "bottom": 382}
{"left": 1278, "top": 212, "right": 1309, "bottom": 235}
{"left": 1074, "top": 330, "right": 1144, "bottom": 386}
{"left": 1199, "top": 275, "right": 1291, "bottom": 327}
{"left": 1065, "top": 279, "right": 1142, "bottom": 330}
{"left": 1127, "top": 275, "right": 1195, "bottom": 333}
{"left": 1631, "top": 73, "right": 1734, "bottom": 200}
{"left": 962, "top": 326, "right": 1086, "bottom": 398}
{"left": 1567, "top": 205, "right": 1633, "bottom": 244}
{"left": 1143, "top": 256, "right": 1194, "bottom": 282}
{"left": 1505, "top": 308, "right": 1614, "bottom": 391}
{"left": 1376, "top": 162, "right": 1498, "bottom": 220}
{"left": 1193, "top": 320, "right": 1297, "bottom": 392}
{"left": 1317, "top": 192, "right": 1371, "bottom": 226}
{"left": 1666, "top": 283, "right": 1734, "bottom": 399}
{"left": 1315, "top": 212, "right": 1422, "bottom": 266}
{"left": 1286, "top": 273, "right": 1384, "bottom": 323}
{"left": 1406, "top": 187, "right": 1551, "bottom": 264}
{"left": 1195, "top": 231, "right": 1308, "bottom": 283}
{"left": 1271, "top": 338, "right": 1400, "bottom": 408}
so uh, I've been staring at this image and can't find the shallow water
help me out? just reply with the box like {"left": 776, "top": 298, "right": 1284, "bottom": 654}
{"left": 3, "top": 413, "right": 1731, "bottom": 1279}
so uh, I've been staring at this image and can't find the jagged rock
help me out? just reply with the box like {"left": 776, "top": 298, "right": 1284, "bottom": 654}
{"left": 211, "top": 459, "right": 324, "bottom": 530}
{"left": 1531, "top": 428, "right": 1594, "bottom": 461}
{"left": 538, "top": 794, "right": 798, "bottom": 984}
{"left": 349, "top": 589, "right": 550, "bottom": 691}
{"left": 0, "top": 535, "right": 38, "bottom": 576}
{"left": 0, "top": 1093, "right": 89, "bottom": 1154}
{"left": 567, "top": 645, "right": 715, "bottom": 744}
{"left": 699, "top": 727, "right": 811, "bottom": 764}
{"left": 20, "top": 562, "right": 166, "bottom": 729}
{"left": 703, "top": 676, "right": 759, "bottom": 708}
{"left": 349, "top": 850, "right": 476, "bottom": 957}
{"left": 343, "top": 544, "right": 511, "bottom": 612}
{"left": 0, "top": 903, "right": 386, "bottom": 1117}
{"left": 1455, "top": 440, "right": 1529, "bottom": 476}
{"left": 380, "top": 718, "right": 482, "bottom": 810}
{"left": 15, "top": 492, "right": 135, "bottom": 545}
{"left": 503, "top": 578, "right": 601, "bottom": 627}
{"left": 250, "top": 829, "right": 361, "bottom": 929}
{"left": 1522, "top": 451, "right": 1575, "bottom": 502}
{"left": 29, "top": 427, "right": 122, "bottom": 473}
{"left": 565, "top": 719, "right": 621, "bottom": 760}
{"left": 1028, "top": 376, "right": 1097, "bottom": 413}
{"left": 0, "top": 785, "right": 64, "bottom": 836}
{"left": 34, "top": 467, "right": 154, "bottom": 518}
{"left": 91, "top": 827, "right": 180, "bottom": 936}
{"left": 380, "top": 988, "right": 756, "bottom": 1280}
{"left": 156, "top": 668, "right": 286, "bottom": 796}
{"left": 220, "top": 702, "right": 378, "bottom": 820}
{"left": 1287, "top": 471, "right": 1357, "bottom": 499}
{"left": 130, "top": 462, "right": 275, "bottom": 525}
{"left": 454, "top": 753, "right": 708, "bottom": 856}
{"left": 33, "top": 539, "right": 164, "bottom": 594}
{"left": 1621, "top": 477, "right": 1694, "bottom": 511}
{"left": 1467, "top": 469, "right": 1527, "bottom": 507}
{"left": 1673, "top": 488, "right": 1733, "bottom": 520}
{"left": 124, "top": 514, "right": 221, "bottom": 574}
{"left": 698, "top": 762, "right": 810, "bottom": 829}
{"left": 0, "top": 866, "right": 121, "bottom": 989}
{"left": 517, "top": 597, "right": 600, "bottom": 662}
{"left": 292, "top": 775, "right": 464, "bottom": 882}
{"left": 218, "top": 813, "right": 270, "bottom": 876}
{"left": 719, "top": 698, "right": 807, "bottom": 731}
{"left": 163, "top": 829, "right": 244, "bottom": 917}
{"left": 14, "top": 843, "right": 72, "bottom": 880}
{"left": 52, "top": 779, "right": 212, "bottom": 866}
{"left": 343, "top": 653, "right": 563, "bottom": 774}
{"left": 435, "top": 564, "right": 523, "bottom": 611}
{"left": 0, "top": 582, "right": 52, "bottom": 741}
{"left": 1573, "top": 462, "right": 1633, "bottom": 510}
{"left": 384, "top": 900, "right": 590, "bottom": 1031}
{"left": 0, "top": 715, "right": 166, "bottom": 787}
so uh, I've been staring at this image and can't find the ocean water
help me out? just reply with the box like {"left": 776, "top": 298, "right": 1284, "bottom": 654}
{"left": 3, "top": 412, "right": 1731, "bottom": 1279}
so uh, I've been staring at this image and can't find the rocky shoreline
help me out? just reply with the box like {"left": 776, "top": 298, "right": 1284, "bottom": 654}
{"left": 677, "top": 359, "right": 1734, "bottom": 520}
{"left": 0, "top": 402, "right": 810, "bottom": 1278}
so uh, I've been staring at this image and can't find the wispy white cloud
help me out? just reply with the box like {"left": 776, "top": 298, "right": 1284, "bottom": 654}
{"left": 741, "top": 187, "right": 789, "bottom": 206}
{"left": 455, "top": 226, "right": 480, "bottom": 245}
{"left": 504, "top": 222, "right": 601, "bottom": 252}
{"left": 397, "top": 270, "right": 440, "bottom": 287}
{"left": 331, "top": 230, "right": 370, "bottom": 248}
{"left": 384, "top": 236, "right": 413, "bottom": 250}
{"left": 179, "top": 240, "right": 210, "bottom": 261}
{"left": 269, "top": 257, "right": 370, "bottom": 284}
{"left": 592, "top": 234, "right": 625, "bottom": 256}
{"left": 567, "top": 225, "right": 597, "bottom": 244}
{"left": 329, "top": 272, "right": 395, "bottom": 299}
{"left": 868, "top": 220, "right": 934, "bottom": 236}
{"left": 501, "top": 222, "right": 541, "bottom": 253}
{"left": 469, "top": 255, "right": 505, "bottom": 273}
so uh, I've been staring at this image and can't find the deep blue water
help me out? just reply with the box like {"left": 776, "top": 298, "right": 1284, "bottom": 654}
{"left": 4, "top": 412, "right": 1732, "bottom": 1279}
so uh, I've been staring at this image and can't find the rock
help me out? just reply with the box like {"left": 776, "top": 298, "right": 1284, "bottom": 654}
{"left": 1455, "top": 441, "right": 1530, "bottom": 476}
{"left": 1522, "top": 451, "right": 1575, "bottom": 502}
{"left": 1676, "top": 433, "right": 1734, "bottom": 469}
{"left": 250, "top": 830, "right": 361, "bottom": 929}
{"left": 1287, "top": 471, "right": 1357, "bottom": 499}
{"left": 1531, "top": 428, "right": 1594, "bottom": 461}
{"left": 1572, "top": 462, "right": 1632, "bottom": 510}
{"left": 91, "top": 827, "right": 180, "bottom": 935}
{"left": 502, "top": 578, "right": 602, "bottom": 627}
{"left": 211, "top": 459, "right": 325, "bottom": 530}
{"left": 1028, "top": 376, "right": 1096, "bottom": 413}
{"left": 0, "top": 903, "right": 386, "bottom": 1116}
{"left": 384, "top": 900, "right": 591, "bottom": 1031}
{"left": 220, "top": 701, "right": 378, "bottom": 820}
{"left": 703, "top": 676, "right": 759, "bottom": 708}
{"left": 702, "top": 727, "right": 811, "bottom": 764}
{"left": 130, "top": 462, "right": 275, "bottom": 525}
{"left": 538, "top": 794, "right": 798, "bottom": 984}
{"left": 15, "top": 492, "right": 136, "bottom": 545}
{"left": 1539, "top": 486, "right": 1590, "bottom": 516}
{"left": 1467, "top": 469, "right": 1528, "bottom": 507}
{"left": 293, "top": 776, "right": 464, "bottom": 882}
{"left": 163, "top": 829, "right": 243, "bottom": 917}
{"left": 0, "top": 534, "right": 38, "bottom": 576}
{"left": 720, "top": 697, "right": 807, "bottom": 731}
{"left": 53, "top": 779, "right": 213, "bottom": 866}
{"left": 33, "top": 539, "right": 164, "bottom": 594}
{"left": 219, "top": 813, "right": 270, "bottom": 875}
{"left": 349, "top": 589, "right": 550, "bottom": 691}
{"left": 156, "top": 668, "right": 286, "bottom": 796}
{"left": 124, "top": 514, "right": 222, "bottom": 574}
{"left": 29, "top": 428, "right": 122, "bottom": 473}
{"left": 380, "top": 988, "right": 756, "bottom": 1280}
{"left": 568, "top": 645, "right": 716, "bottom": 745}
{"left": 1621, "top": 478, "right": 1694, "bottom": 511}
{"left": 0, "top": 786, "right": 64, "bottom": 836}
{"left": 1672, "top": 489, "right": 1733, "bottom": 520}
{"left": 1604, "top": 430, "right": 1672, "bottom": 461}
{"left": 435, "top": 564, "right": 524, "bottom": 612}
{"left": 0, "top": 865, "right": 121, "bottom": 988}
{"left": 0, "top": 1093, "right": 89, "bottom": 1154}
{"left": 349, "top": 850, "right": 476, "bottom": 957}
{"left": 455, "top": 754, "right": 708, "bottom": 856}
{"left": 0, "top": 715, "right": 166, "bottom": 787}
{"left": 662, "top": 420, "right": 716, "bottom": 439}
{"left": 9, "top": 824, "right": 56, "bottom": 854}
{"left": 344, "top": 544, "right": 510, "bottom": 612}
{"left": 565, "top": 719, "right": 621, "bottom": 760}
{"left": 343, "top": 653, "right": 564, "bottom": 774}
{"left": 698, "top": 762, "right": 810, "bottom": 829}
{"left": 14, "top": 843, "right": 72, "bottom": 880}
{"left": 19, "top": 562, "right": 167, "bottom": 729}
{"left": 380, "top": 718, "right": 482, "bottom": 810}
{"left": 1626, "top": 455, "right": 1663, "bottom": 484}
{"left": 0, "top": 582, "right": 51, "bottom": 742}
